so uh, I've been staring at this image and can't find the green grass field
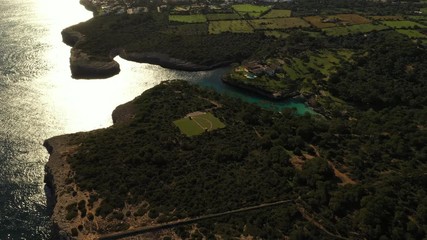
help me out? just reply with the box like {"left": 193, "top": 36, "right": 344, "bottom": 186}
{"left": 208, "top": 20, "right": 254, "bottom": 34}
{"left": 169, "top": 14, "right": 207, "bottom": 23}
{"left": 232, "top": 4, "right": 271, "bottom": 18}
{"left": 174, "top": 113, "right": 225, "bottom": 136}
{"left": 381, "top": 20, "right": 426, "bottom": 29}
{"left": 396, "top": 29, "right": 427, "bottom": 39}
{"left": 232, "top": 4, "right": 271, "bottom": 13}
{"left": 261, "top": 9, "right": 291, "bottom": 19}
{"left": 250, "top": 17, "right": 310, "bottom": 30}
{"left": 323, "top": 24, "right": 388, "bottom": 36}
{"left": 206, "top": 13, "right": 242, "bottom": 21}
{"left": 283, "top": 50, "right": 353, "bottom": 81}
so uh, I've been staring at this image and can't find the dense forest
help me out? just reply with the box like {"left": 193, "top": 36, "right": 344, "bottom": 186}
{"left": 58, "top": 0, "right": 427, "bottom": 237}
{"left": 67, "top": 36, "right": 427, "bottom": 238}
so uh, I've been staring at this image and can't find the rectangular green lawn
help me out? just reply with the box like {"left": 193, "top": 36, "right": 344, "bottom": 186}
{"left": 174, "top": 113, "right": 225, "bottom": 137}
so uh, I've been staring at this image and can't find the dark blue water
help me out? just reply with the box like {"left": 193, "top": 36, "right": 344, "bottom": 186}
{"left": 0, "top": 1, "right": 313, "bottom": 239}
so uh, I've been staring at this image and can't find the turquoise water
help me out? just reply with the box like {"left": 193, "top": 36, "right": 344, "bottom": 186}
{"left": 189, "top": 68, "right": 315, "bottom": 115}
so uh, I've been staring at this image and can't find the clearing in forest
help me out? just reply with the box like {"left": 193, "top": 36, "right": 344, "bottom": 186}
{"left": 174, "top": 112, "right": 225, "bottom": 136}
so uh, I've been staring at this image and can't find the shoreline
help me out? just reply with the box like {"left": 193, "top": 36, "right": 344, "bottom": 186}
{"left": 43, "top": 102, "right": 146, "bottom": 239}
{"left": 61, "top": 28, "right": 232, "bottom": 79}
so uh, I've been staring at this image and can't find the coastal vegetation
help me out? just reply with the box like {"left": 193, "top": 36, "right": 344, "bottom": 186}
{"left": 49, "top": 0, "right": 427, "bottom": 238}
{"left": 64, "top": 72, "right": 427, "bottom": 238}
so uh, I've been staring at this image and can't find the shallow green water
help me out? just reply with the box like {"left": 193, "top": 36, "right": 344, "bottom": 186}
{"left": 189, "top": 67, "right": 316, "bottom": 115}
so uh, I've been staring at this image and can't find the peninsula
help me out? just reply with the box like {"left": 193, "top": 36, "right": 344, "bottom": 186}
{"left": 44, "top": 0, "right": 427, "bottom": 239}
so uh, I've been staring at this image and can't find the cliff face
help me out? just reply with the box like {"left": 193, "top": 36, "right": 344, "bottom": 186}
{"left": 61, "top": 29, "right": 120, "bottom": 79}
{"left": 120, "top": 51, "right": 231, "bottom": 72}
{"left": 44, "top": 135, "right": 84, "bottom": 240}
{"left": 43, "top": 103, "right": 153, "bottom": 239}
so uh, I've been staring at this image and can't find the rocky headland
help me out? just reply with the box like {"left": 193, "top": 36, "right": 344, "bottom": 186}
{"left": 43, "top": 101, "right": 177, "bottom": 239}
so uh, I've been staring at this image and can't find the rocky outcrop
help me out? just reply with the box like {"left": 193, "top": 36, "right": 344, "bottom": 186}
{"left": 61, "top": 28, "right": 120, "bottom": 79}
{"left": 79, "top": 0, "right": 98, "bottom": 15}
{"left": 44, "top": 135, "right": 80, "bottom": 240}
{"left": 111, "top": 101, "right": 137, "bottom": 125}
{"left": 69, "top": 48, "right": 120, "bottom": 79}
{"left": 120, "top": 51, "right": 231, "bottom": 72}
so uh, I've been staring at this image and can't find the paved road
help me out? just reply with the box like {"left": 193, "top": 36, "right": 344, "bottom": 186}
{"left": 98, "top": 199, "right": 292, "bottom": 240}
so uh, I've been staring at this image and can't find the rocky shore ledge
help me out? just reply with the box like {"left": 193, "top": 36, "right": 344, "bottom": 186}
{"left": 61, "top": 29, "right": 120, "bottom": 79}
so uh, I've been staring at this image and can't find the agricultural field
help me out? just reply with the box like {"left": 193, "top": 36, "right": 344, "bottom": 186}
{"left": 323, "top": 23, "right": 389, "bottom": 36}
{"left": 303, "top": 16, "right": 336, "bottom": 28}
{"left": 169, "top": 14, "right": 207, "bottom": 23}
{"left": 208, "top": 20, "right": 254, "bottom": 34}
{"left": 396, "top": 29, "right": 427, "bottom": 39}
{"left": 206, "top": 13, "right": 242, "bottom": 21}
{"left": 232, "top": 4, "right": 271, "bottom": 18}
{"left": 333, "top": 14, "right": 371, "bottom": 25}
{"left": 261, "top": 9, "right": 291, "bottom": 19}
{"left": 381, "top": 20, "right": 426, "bottom": 29}
{"left": 370, "top": 15, "right": 404, "bottom": 21}
{"left": 283, "top": 50, "right": 353, "bottom": 81}
{"left": 174, "top": 112, "right": 225, "bottom": 137}
{"left": 250, "top": 17, "right": 310, "bottom": 30}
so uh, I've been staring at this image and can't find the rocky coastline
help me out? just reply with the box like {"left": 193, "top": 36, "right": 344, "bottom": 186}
{"left": 61, "top": 29, "right": 121, "bottom": 79}
{"left": 43, "top": 102, "right": 169, "bottom": 239}
{"left": 61, "top": 27, "right": 231, "bottom": 79}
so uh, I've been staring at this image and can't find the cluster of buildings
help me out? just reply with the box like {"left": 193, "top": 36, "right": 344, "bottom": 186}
{"left": 236, "top": 61, "right": 283, "bottom": 79}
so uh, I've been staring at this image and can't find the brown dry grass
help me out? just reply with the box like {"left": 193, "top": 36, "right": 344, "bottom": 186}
{"left": 334, "top": 14, "right": 371, "bottom": 25}
{"left": 303, "top": 16, "right": 336, "bottom": 28}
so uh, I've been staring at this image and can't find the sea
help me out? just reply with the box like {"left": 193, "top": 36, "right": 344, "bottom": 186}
{"left": 0, "top": 0, "right": 312, "bottom": 239}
